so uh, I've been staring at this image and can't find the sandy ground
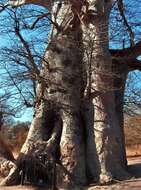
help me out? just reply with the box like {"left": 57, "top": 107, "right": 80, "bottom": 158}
{"left": 1, "top": 157, "right": 141, "bottom": 190}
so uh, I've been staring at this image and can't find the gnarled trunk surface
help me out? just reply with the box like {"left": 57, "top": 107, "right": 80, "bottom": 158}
{"left": 1, "top": 1, "right": 86, "bottom": 188}
{"left": 82, "top": 1, "right": 129, "bottom": 183}
{"left": 1, "top": 0, "right": 131, "bottom": 188}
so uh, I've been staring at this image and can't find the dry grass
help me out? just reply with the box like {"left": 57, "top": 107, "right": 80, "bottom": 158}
{"left": 3, "top": 116, "right": 141, "bottom": 158}
{"left": 124, "top": 116, "right": 141, "bottom": 157}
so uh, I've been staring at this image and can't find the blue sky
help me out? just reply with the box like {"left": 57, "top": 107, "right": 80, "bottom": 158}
{"left": 14, "top": 107, "right": 33, "bottom": 122}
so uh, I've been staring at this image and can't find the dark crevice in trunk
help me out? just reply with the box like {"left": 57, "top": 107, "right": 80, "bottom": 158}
{"left": 113, "top": 60, "right": 129, "bottom": 169}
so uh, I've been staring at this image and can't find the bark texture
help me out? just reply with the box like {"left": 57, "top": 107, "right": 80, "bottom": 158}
{"left": 1, "top": 0, "right": 87, "bottom": 187}
{"left": 1, "top": 0, "right": 131, "bottom": 188}
{"left": 82, "top": 0, "right": 129, "bottom": 183}
{"left": 43, "top": 2, "right": 87, "bottom": 186}
{"left": 113, "top": 60, "right": 129, "bottom": 169}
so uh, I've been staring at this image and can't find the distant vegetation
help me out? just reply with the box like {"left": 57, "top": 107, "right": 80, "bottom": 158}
{"left": 1, "top": 122, "right": 30, "bottom": 154}
{"left": 125, "top": 116, "right": 141, "bottom": 157}
{"left": 1, "top": 118, "right": 141, "bottom": 158}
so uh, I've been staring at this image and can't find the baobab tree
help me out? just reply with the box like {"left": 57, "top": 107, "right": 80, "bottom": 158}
{"left": 0, "top": 0, "right": 141, "bottom": 188}
{"left": 1, "top": 0, "right": 88, "bottom": 187}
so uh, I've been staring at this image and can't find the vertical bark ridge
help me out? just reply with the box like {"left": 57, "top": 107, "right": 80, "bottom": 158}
{"left": 46, "top": 34, "right": 87, "bottom": 186}
{"left": 113, "top": 60, "right": 129, "bottom": 169}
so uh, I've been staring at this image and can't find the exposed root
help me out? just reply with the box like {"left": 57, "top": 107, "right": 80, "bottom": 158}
{"left": 98, "top": 168, "right": 132, "bottom": 185}
{"left": 99, "top": 172, "right": 113, "bottom": 185}
{"left": 0, "top": 165, "right": 19, "bottom": 186}
{"left": 0, "top": 139, "right": 61, "bottom": 186}
{"left": 0, "top": 159, "right": 16, "bottom": 178}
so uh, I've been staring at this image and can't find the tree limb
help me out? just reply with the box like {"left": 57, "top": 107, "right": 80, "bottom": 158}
{"left": 14, "top": 16, "right": 40, "bottom": 79}
{"left": 110, "top": 40, "right": 141, "bottom": 59}
{"left": 26, "top": 12, "right": 51, "bottom": 29}
{"left": 0, "top": 3, "right": 9, "bottom": 13}
{"left": 113, "top": 58, "right": 141, "bottom": 71}
{"left": 7, "top": 0, "right": 51, "bottom": 9}
{"left": 4, "top": 66, "right": 33, "bottom": 108}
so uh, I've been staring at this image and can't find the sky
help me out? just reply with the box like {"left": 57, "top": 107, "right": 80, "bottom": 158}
{"left": 14, "top": 107, "right": 33, "bottom": 122}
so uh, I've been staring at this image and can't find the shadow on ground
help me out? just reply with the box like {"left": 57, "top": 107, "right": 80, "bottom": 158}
{"left": 128, "top": 163, "right": 141, "bottom": 178}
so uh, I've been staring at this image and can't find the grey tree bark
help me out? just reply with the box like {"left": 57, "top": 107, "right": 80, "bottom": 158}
{"left": 82, "top": 0, "right": 130, "bottom": 183}
{"left": 1, "top": 0, "right": 87, "bottom": 188}
{"left": 0, "top": 0, "right": 132, "bottom": 188}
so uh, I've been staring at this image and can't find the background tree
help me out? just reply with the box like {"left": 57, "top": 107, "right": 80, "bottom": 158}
{"left": 0, "top": 3, "right": 50, "bottom": 118}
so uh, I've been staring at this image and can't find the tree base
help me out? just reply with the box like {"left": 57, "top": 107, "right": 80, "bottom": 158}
{"left": 99, "top": 173, "right": 113, "bottom": 184}
{"left": 97, "top": 167, "right": 132, "bottom": 185}
{"left": 0, "top": 167, "right": 20, "bottom": 186}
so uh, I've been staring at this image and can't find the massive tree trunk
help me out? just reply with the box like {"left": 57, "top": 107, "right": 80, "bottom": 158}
{"left": 44, "top": 2, "right": 87, "bottom": 187}
{"left": 1, "top": 1, "right": 86, "bottom": 188}
{"left": 1, "top": 0, "right": 133, "bottom": 188}
{"left": 82, "top": 1, "right": 130, "bottom": 183}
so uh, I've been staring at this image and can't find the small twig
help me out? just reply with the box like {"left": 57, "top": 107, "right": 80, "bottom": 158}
{"left": 0, "top": 4, "right": 8, "bottom": 13}
{"left": 25, "top": 12, "right": 51, "bottom": 29}
{"left": 117, "top": 0, "right": 135, "bottom": 46}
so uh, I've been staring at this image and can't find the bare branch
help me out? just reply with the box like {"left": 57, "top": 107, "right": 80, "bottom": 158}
{"left": 4, "top": 66, "right": 33, "bottom": 108}
{"left": 14, "top": 15, "right": 40, "bottom": 78}
{"left": 117, "top": 0, "right": 135, "bottom": 46}
{"left": 0, "top": 4, "right": 9, "bottom": 13}
{"left": 28, "top": 12, "right": 50, "bottom": 29}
